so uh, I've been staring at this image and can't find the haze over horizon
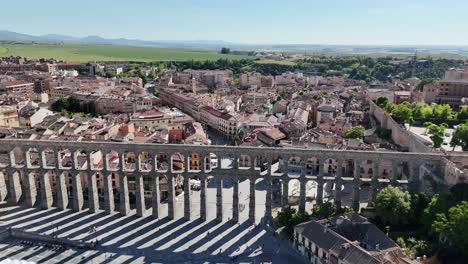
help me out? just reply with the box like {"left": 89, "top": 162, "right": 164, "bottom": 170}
{"left": 2, "top": 0, "right": 468, "bottom": 46}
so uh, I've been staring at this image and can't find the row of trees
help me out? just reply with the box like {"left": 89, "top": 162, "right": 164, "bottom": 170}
{"left": 297, "top": 56, "right": 465, "bottom": 82}
{"left": 372, "top": 185, "right": 468, "bottom": 259}
{"left": 376, "top": 97, "right": 467, "bottom": 124}
{"left": 51, "top": 96, "right": 98, "bottom": 117}
{"left": 376, "top": 97, "right": 468, "bottom": 149}
{"left": 114, "top": 55, "right": 464, "bottom": 85}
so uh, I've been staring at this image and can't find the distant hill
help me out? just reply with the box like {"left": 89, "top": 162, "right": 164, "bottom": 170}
{"left": 0, "top": 30, "right": 231, "bottom": 50}
{"left": 1, "top": 30, "right": 468, "bottom": 57}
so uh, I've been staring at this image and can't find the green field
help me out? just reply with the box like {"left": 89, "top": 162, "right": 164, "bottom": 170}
{"left": 0, "top": 43, "right": 251, "bottom": 62}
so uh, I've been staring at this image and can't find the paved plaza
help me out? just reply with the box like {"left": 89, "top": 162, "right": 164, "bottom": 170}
{"left": 0, "top": 179, "right": 310, "bottom": 264}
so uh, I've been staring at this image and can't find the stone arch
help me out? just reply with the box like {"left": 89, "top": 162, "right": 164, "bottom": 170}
{"left": 26, "top": 147, "right": 40, "bottom": 168}
{"left": 204, "top": 153, "right": 218, "bottom": 172}
{"left": 74, "top": 149, "right": 88, "bottom": 170}
{"left": 220, "top": 152, "right": 235, "bottom": 170}
{"left": 359, "top": 160, "right": 373, "bottom": 179}
{"left": 188, "top": 151, "right": 201, "bottom": 172}
{"left": 0, "top": 150, "right": 9, "bottom": 168}
{"left": 324, "top": 158, "right": 337, "bottom": 175}
{"left": 139, "top": 151, "right": 153, "bottom": 172}
{"left": 105, "top": 150, "right": 119, "bottom": 171}
{"left": 10, "top": 147, "right": 25, "bottom": 168}
{"left": 41, "top": 148, "right": 56, "bottom": 169}
{"left": 305, "top": 157, "right": 317, "bottom": 175}
{"left": 288, "top": 155, "right": 303, "bottom": 174}
{"left": 156, "top": 152, "right": 169, "bottom": 173}
{"left": 170, "top": 152, "right": 185, "bottom": 173}
{"left": 57, "top": 148, "right": 72, "bottom": 170}
{"left": 122, "top": 151, "right": 137, "bottom": 172}
{"left": 88, "top": 150, "right": 103, "bottom": 171}
{"left": 238, "top": 154, "right": 252, "bottom": 170}
{"left": 379, "top": 160, "right": 392, "bottom": 179}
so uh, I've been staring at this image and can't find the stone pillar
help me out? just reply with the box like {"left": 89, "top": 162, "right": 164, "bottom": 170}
{"left": 352, "top": 160, "right": 361, "bottom": 212}
{"left": 265, "top": 175, "right": 272, "bottom": 224}
{"left": 87, "top": 173, "right": 99, "bottom": 213}
{"left": 408, "top": 161, "right": 421, "bottom": 191}
{"left": 135, "top": 174, "right": 146, "bottom": 217}
{"left": 282, "top": 158, "right": 289, "bottom": 207}
{"left": 151, "top": 175, "right": 160, "bottom": 219}
{"left": 56, "top": 172, "right": 68, "bottom": 210}
{"left": 232, "top": 178, "right": 239, "bottom": 222}
{"left": 40, "top": 172, "right": 53, "bottom": 209}
{"left": 282, "top": 177, "right": 289, "bottom": 207}
{"left": 299, "top": 178, "right": 306, "bottom": 215}
{"left": 334, "top": 159, "right": 343, "bottom": 208}
{"left": 200, "top": 178, "right": 207, "bottom": 221}
{"left": 248, "top": 177, "right": 256, "bottom": 223}
{"left": 0, "top": 171, "right": 8, "bottom": 202}
{"left": 104, "top": 174, "right": 115, "bottom": 214}
{"left": 71, "top": 173, "right": 84, "bottom": 211}
{"left": 119, "top": 174, "right": 130, "bottom": 216}
{"left": 183, "top": 175, "right": 191, "bottom": 221}
{"left": 370, "top": 161, "right": 380, "bottom": 201}
{"left": 216, "top": 175, "right": 223, "bottom": 222}
{"left": 316, "top": 162, "right": 324, "bottom": 204}
{"left": 7, "top": 169, "right": 22, "bottom": 205}
{"left": 167, "top": 174, "right": 175, "bottom": 220}
{"left": 392, "top": 161, "right": 399, "bottom": 183}
{"left": 24, "top": 172, "right": 37, "bottom": 208}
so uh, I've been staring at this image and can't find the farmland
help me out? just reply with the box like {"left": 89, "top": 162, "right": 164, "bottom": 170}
{"left": 0, "top": 43, "right": 251, "bottom": 62}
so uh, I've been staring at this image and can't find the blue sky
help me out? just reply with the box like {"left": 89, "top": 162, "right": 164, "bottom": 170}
{"left": 2, "top": 0, "right": 468, "bottom": 45}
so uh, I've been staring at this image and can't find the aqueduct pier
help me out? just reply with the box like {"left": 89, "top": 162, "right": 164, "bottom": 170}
{"left": 0, "top": 139, "right": 453, "bottom": 224}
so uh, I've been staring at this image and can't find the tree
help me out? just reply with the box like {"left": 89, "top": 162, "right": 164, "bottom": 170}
{"left": 412, "top": 102, "right": 433, "bottom": 120}
{"left": 431, "top": 104, "right": 454, "bottom": 122}
{"left": 391, "top": 102, "right": 412, "bottom": 123}
{"left": 67, "top": 96, "right": 81, "bottom": 112}
{"left": 105, "top": 71, "right": 117, "bottom": 78}
{"left": 424, "top": 122, "right": 447, "bottom": 148}
{"left": 343, "top": 127, "right": 364, "bottom": 139}
{"left": 432, "top": 201, "right": 468, "bottom": 254}
{"left": 374, "top": 186, "right": 411, "bottom": 226}
{"left": 233, "top": 129, "right": 245, "bottom": 145}
{"left": 376, "top": 96, "right": 389, "bottom": 107}
{"left": 451, "top": 124, "right": 468, "bottom": 151}
{"left": 51, "top": 97, "right": 68, "bottom": 112}
{"left": 457, "top": 106, "right": 468, "bottom": 120}
{"left": 416, "top": 78, "right": 437, "bottom": 91}
{"left": 220, "top": 47, "right": 231, "bottom": 54}
{"left": 277, "top": 206, "right": 311, "bottom": 238}
{"left": 311, "top": 202, "right": 352, "bottom": 219}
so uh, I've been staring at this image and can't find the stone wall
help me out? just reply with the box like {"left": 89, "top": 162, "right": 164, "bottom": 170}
{"left": 369, "top": 99, "right": 432, "bottom": 153}
{"left": 441, "top": 158, "right": 468, "bottom": 186}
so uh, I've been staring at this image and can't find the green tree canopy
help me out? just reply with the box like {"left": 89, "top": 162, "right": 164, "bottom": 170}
{"left": 416, "top": 78, "right": 437, "bottom": 91}
{"left": 392, "top": 102, "right": 413, "bottom": 123}
{"left": 376, "top": 96, "right": 389, "bottom": 107}
{"left": 457, "top": 106, "right": 468, "bottom": 120}
{"left": 343, "top": 127, "right": 364, "bottom": 139}
{"left": 424, "top": 122, "right": 448, "bottom": 148}
{"left": 374, "top": 186, "right": 412, "bottom": 226}
{"left": 451, "top": 124, "right": 468, "bottom": 151}
{"left": 432, "top": 201, "right": 468, "bottom": 254}
{"left": 220, "top": 47, "right": 231, "bottom": 54}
